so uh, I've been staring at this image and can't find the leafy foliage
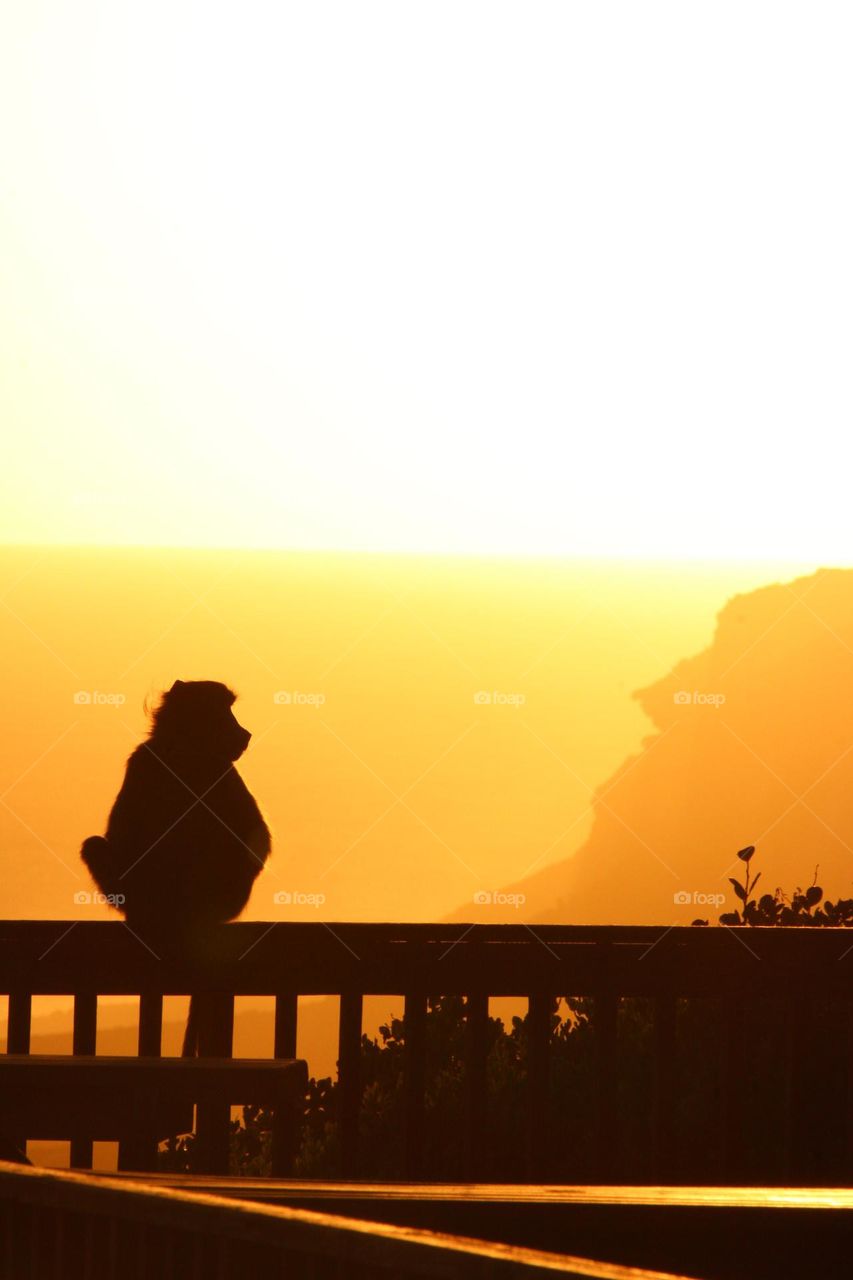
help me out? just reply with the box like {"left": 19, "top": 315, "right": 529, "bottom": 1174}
{"left": 717, "top": 845, "right": 853, "bottom": 926}
{"left": 157, "top": 847, "right": 853, "bottom": 1179}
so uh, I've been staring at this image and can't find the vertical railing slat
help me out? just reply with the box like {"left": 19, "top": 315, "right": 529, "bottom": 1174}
{"left": 71, "top": 992, "right": 97, "bottom": 1169}
{"left": 138, "top": 993, "right": 163, "bottom": 1056}
{"left": 464, "top": 992, "right": 488, "bottom": 1180}
{"left": 82, "top": 1205, "right": 95, "bottom": 1278}
{"left": 653, "top": 994, "right": 677, "bottom": 1181}
{"left": 196, "top": 992, "right": 235, "bottom": 1058}
{"left": 274, "top": 992, "right": 298, "bottom": 1060}
{"left": 52, "top": 1205, "right": 64, "bottom": 1280}
{"left": 722, "top": 995, "right": 746, "bottom": 1183}
{"left": 846, "top": 998, "right": 853, "bottom": 1180}
{"left": 403, "top": 990, "right": 427, "bottom": 1178}
{"left": 73, "top": 993, "right": 98, "bottom": 1053}
{"left": 118, "top": 993, "right": 163, "bottom": 1173}
{"left": 337, "top": 991, "right": 363, "bottom": 1177}
{"left": 7, "top": 991, "right": 32, "bottom": 1054}
{"left": 6, "top": 992, "right": 31, "bottom": 1163}
{"left": 594, "top": 942, "right": 617, "bottom": 1183}
{"left": 526, "top": 992, "right": 551, "bottom": 1180}
{"left": 196, "top": 993, "right": 235, "bottom": 1175}
{"left": 272, "top": 991, "right": 300, "bottom": 1178}
{"left": 106, "top": 1216, "right": 118, "bottom": 1280}
{"left": 28, "top": 1199, "right": 39, "bottom": 1280}
{"left": 784, "top": 983, "right": 814, "bottom": 1184}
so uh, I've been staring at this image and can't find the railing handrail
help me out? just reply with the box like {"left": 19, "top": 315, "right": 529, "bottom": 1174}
{"left": 0, "top": 1160, "right": 699, "bottom": 1279}
{"left": 1, "top": 920, "right": 851, "bottom": 996}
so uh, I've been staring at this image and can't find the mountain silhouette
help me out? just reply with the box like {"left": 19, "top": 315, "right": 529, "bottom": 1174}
{"left": 447, "top": 567, "right": 853, "bottom": 924}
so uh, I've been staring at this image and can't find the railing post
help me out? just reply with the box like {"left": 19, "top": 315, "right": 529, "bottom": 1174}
{"left": 71, "top": 992, "right": 97, "bottom": 1169}
{"left": 403, "top": 989, "right": 427, "bottom": 1179}
{"left": 464, "top": 992, "right": 489, "bottom": 1180}
{"left": 7, "top": 992, "right": 32, "bottom": 1054}
{"left": 526, "top": 992, "right": 551, "bottom": 1180}
{"left": 784, "top": 979, "right": 816, "bottom": 1185}
{"left": 594, "top": 943, "right": 617, "bottom": 1183}
{"left": 846, "top": 997, "right": 853, "bottom": 1181}
{"left": 5, "top": 990, "right": 31, "bottom": 1161}
{"left": 196, "top": 992, "right": 235, "bottom": 1176}
{"left": 118, "top": 993, "right": 163, "bottom": 1173}
{"left": 272, "top": 991, "right": 300, "bottom": 1178}
{"left": 274, "top": 991, "right": 298, "bottom": 1059}
{"left": 138, "top": 993, "right": 163, "bottom": 1056}
{"left": 338, "top": 990, "right": 363, "bottom": 1177}
{"left": 722, "top": 995, "right": 746, "bottom": 1184}
{"left": 653, "top": 993, "right": 677, "bottom": 1182}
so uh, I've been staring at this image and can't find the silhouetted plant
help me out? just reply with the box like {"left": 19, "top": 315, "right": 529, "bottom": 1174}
{"left": 715, "top": 844, "right": 853, "bottom": 926}
{"left": 158, "top": 846, "right": 853, "bottom": 1179}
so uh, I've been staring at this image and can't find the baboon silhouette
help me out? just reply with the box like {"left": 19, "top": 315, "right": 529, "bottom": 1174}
{"left": 81, "top": 679, "right": 271, "bottom": 1052}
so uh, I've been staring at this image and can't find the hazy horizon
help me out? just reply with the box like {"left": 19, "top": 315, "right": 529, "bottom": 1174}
{"left": 1, "top": 545, "right": 842, "bottom": 928}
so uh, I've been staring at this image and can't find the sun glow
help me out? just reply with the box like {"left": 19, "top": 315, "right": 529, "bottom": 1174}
{"left": 2, "top": 2, "right": 851, "bottom": 561}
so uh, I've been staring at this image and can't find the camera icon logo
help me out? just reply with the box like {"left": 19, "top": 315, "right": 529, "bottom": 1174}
{"left": 673, "top": 891, "right": 692, "bottom": 905}
{"left": 74, "top": 891, "right": 92, "bottom": 904}
{"left": 273, "top": 891, "right": 292, "bottom": 905}
{"left": 673, "top": 691, "right": 691, "bottom": 705}
{"left": 473, "top": 890, "right": 492, "bottom": 905}
{"left": 74, "top": 691, "right": 92, "bottom": 705}
{"left": 273, "top": 691, "right": 292, "bottom": 705}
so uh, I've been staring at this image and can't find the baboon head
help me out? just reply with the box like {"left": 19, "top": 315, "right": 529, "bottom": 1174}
{"left": 148, "top": 680, "right": 252, "bottom": 762}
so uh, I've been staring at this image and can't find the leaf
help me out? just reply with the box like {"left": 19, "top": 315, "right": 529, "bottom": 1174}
{"left": 750, "top": 872, "right": 762, "bottom": 892}
{"left": 805, "top": 885, "right": 823, "bottom": 907}
{"left": 729, "top": 878, "right": 747, "bottom": 902}
{"left": 737, "top": 845, "right": 756, "bottom": 862}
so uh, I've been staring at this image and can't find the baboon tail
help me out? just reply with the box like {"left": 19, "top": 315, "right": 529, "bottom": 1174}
{"left": 80, "top": 835, "right": 119, "bottom": 898}
{"left": 182, "top": 994, "right": 199, "bottom": 1057}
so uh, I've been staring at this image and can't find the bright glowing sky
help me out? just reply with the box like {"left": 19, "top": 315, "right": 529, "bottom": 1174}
{"left": 1, "top": 3, "right": 851, "bottom": 560}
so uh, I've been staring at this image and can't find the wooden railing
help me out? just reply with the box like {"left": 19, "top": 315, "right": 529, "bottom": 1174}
{"left": 0, "top": 1162, "right": 700, "bottom": 1280}
{"left": 2, "top": 921, "right": 852, "bottom": 1183}
{"left": 101, "top": 1177, "right": 853, "bottom": 1280}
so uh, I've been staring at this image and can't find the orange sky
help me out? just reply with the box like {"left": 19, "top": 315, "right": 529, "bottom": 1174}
{"left": 2, "top": 6, "right": 852, "bottom": 561}
{"left": 0, "top": 546, "right": 818, "bottom": 927}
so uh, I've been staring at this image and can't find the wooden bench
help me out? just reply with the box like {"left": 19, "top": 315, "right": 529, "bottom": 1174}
{"left": 0, "top": 1055, "right": 307, "bottom": 1176}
